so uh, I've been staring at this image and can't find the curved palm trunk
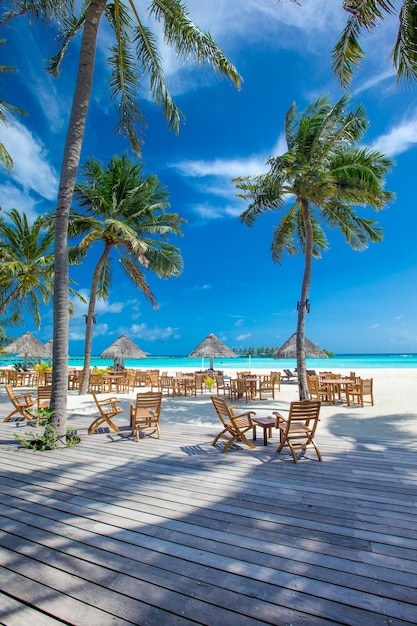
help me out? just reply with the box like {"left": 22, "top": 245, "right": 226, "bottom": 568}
{"left": 79, "top": 244, "right": 112, "bottom": 395}
{"left": 296, "top": 199, "right": 314, "bottom": 400}
{"left": 50, "top": 0, "right": 107, "bottom": 440}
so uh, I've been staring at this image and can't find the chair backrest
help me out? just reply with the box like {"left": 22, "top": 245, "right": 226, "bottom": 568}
{"left": 284, "top": 400, "right": 321, "bottom": 438}
{"left": 37, "top": 385, "right": 52, "bottom": 409}
{"left": 5, "top": 384, "right": 18, "bottom": 406}
{"left": 307, "top": 375, "right": 318, "bottom": 393}
{"left": 132, "top": 392, "right": 162, "bottom": 418}
{"left": 283, "top": 369, "right": 295, "bottom": 378}
{"left": 361, "top": 378, "right": 373, "bottom": 394}
{"left": 211, "top": 396, "right": 233, "bottom": 425}
{"left": 159, "top": 375, "right": 174, "bottom": 387}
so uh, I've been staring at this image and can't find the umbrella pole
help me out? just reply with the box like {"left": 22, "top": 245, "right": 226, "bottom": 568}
{"left": 209, "top": 356, "right": 214, "bottom": 371}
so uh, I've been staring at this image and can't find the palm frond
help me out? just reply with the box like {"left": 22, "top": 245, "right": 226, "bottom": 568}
{"left": 133, "top": 17, "right": 183, "bottom": 132}
{"left": 150, "top": 0, "right": 241, "bottom": 88}
{"left": 390, "top": 0, "right": 417, "bottom": 83}
{"left": 119, "top": 255, "right": 158, "bottom": 308}
{"left": 333, "top": 1, "right": 396, "bottom": 87}
{"left": 107, "top": 3, "right": 145, "bottom": 154}
{"left": 47, "top": 9, "right": 87, "bottom": 76}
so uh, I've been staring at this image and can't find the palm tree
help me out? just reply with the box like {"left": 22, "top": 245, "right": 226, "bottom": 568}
{"left": 234, "top": 94, "right": 394, "bottom": 399}
{"left": 333, "top": 0, "right": 417, "bottom": 86}
{"left": 2, "top": 0, "right": 241, "bottom": 440}
{"left": 0, "top": 209, "right": 56, "bottom": 326}
{"left": 71, "top": 153, "right": 185, "bottom": 394}
{"left": 0, "top": 208, "right": 85, "bottom": 333}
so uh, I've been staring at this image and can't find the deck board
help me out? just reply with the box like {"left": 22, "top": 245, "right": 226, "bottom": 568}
{"left": 0, "top": 400, "right": 417, "bottom": 625}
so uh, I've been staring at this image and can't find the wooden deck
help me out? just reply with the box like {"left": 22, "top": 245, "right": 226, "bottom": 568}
{"left": 0, "top": 397, "right": 417, "bottom": 625}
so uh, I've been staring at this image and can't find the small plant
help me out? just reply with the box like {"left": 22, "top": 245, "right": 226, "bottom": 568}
{"left": 204, "top": 376, "right": 216, "bottom": 391}
{"left": 14, "top": 411, "right": 81, "bottom": 450}
{"left": 34, "top": 361, "right": 52, "bottom": 372}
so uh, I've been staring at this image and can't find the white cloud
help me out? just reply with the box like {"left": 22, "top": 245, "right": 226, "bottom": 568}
{"left": 0, "top": 183, "right": 40, "bottom": 219}
{"left": 173, "top": 155, "right": 270, "bottom": 178}
{"left": 369, "top": 323, "right": 380, "bottom": 329}
{"left": 186, "top": 283, "right": 212, "bottom": 292}
{"left": 70, "top": 291, "right": 130, "bottom": 318}
{"left": 370, "top": 115, "right": 417, "bottom": 156}
{"left": 237, "top": 333, "right": 252, "bottom": 341}
{"left": 1, "top": 120, "right": 58, "bottom": 201}
{"left": 124, "top": 323, "right": 181, "bottom": 342}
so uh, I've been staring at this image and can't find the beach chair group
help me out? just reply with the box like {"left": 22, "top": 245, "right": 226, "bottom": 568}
{"left": 211, "top": 395, "right": 322, "bottom": 463}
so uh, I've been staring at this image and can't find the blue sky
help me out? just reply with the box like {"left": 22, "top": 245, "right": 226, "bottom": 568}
{"left": 1, "top": 0, "right": 417, "bottom": 356}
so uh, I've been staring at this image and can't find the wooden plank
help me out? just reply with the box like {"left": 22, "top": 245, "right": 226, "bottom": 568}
{"left": 0, "top": 592, "right": 65, "bottom": 625}
{"left": 0, "top": 415, "right": 417, "bottom": 624}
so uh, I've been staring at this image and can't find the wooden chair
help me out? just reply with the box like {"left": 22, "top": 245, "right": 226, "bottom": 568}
{"left": 346, "top": 378, "right": 374, "bottom": 407}
{"left": 273, "top": 400, "right": 322, "bottom": 463}
{"left": 216, "top": 374, "right": 232, "bottom": 399}
{"left": 211, "top": 396, "right": 256, "bottom": 453}
{"left": 89, "top": 391, "right": 124, "bottom": 435}
{"left": 130, "top": 392, "right": 162, "bottom": 442}
{"left": 258, "top": 375, "right": 275, "bottom": 400}
{"left": 158, "top": 375, "right": 176, "bottom": 396}
{"left": 35, "top": 385, "right": 52, "bottom": 426}
{"left": 307, "top": 375, "right": 333, "bottom": 404}
{"left": 37, "top": 385, "right": 52, "bottom": 411}
{"left": 4, "top": 384, "right": 36, "bottom": 423}
{"left": 88, "top": 373, "right": 110, "bottom": 394}
{"left": 230, "top": 378, "right": 251, "bottom": 403}
{"left": 270, "top": 371, "right": 281, "bottom": 393}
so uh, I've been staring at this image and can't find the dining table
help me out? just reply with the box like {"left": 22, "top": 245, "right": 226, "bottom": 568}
{"left": 319, "top": 378, "right": 355, "bottom": 404}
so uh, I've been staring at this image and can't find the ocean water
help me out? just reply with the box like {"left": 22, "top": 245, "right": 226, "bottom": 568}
{"left": 1, "top": 353, "right": 416, "bottom": 370}
{"left": 69, "top": 353, "right": 416, "bottom": 370}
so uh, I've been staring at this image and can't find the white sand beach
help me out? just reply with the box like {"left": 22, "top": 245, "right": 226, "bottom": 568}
{"left": 61, "top": 367, "right": 417, "bottom": 443}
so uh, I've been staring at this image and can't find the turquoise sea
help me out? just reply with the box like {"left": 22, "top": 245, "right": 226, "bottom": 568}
{"left": 62, "top": 353, "right": 417, "bottom": 370}
{"left": 1, "top": 353, "right": 416, "bottom": 370}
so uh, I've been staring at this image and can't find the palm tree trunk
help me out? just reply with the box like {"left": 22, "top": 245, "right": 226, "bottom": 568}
{"left": 296, "top": 199, "right": 314, "bottom": 400}
{"left": 79, "top": 244, "right": 112, "bottom": 395}
{"left": 50, "top": 0, "right": 107, "bottom": 441}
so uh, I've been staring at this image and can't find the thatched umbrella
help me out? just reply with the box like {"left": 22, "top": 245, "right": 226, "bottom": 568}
{"left": 273, "top": 333, "right": 328, "bottom": 359}
{"left": 189, "top": 333, "right": 237, "bottom": 370}
{"left": 100, "top": 334, "right": 147, "bottom": 368}
{"left": 3, "top": 331, "right": 49, "bottom": 367}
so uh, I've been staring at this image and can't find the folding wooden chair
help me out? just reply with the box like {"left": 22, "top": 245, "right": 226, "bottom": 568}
{"left": 211, "top": 396, "right": 256, "bottom": 453}
{"left": 130, "top": 391, "right": 162, "bottom": 442}
{"left": 4, "top": 384, "right": 36, "bottom": 423}
{"left": 88, "top": 391, "right": 124, "bottom": 435}
{"left": 273, "top": 400, "right": 322, "bottom": 463}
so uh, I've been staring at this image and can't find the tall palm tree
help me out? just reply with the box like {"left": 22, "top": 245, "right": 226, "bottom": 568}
{"left": 234, "top": 94, "right": 394, "bottom": 399}
{"left": 2, "top": 0, "right": 241, "bottom": 439}
{"left": 333, "top": 0, "right": 417, "bottom": 86}
{"left": 0, "top": 209, "right": 56, "bottom": 326}
{"left": 71, "top": 153, "right": 185, "bottom": 394}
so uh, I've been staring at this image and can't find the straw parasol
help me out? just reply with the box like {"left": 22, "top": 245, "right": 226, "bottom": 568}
{"left": 189, "top": 333, "right": 237, "bottom": 370}
{"left": 100, "top": 334, "right": 147, "bottom": 367}
{"left": 273, "top": 332, "right": 328, "bottom": 359}
{"left": 3, "top": 331, "right": 50, "bottom": 367}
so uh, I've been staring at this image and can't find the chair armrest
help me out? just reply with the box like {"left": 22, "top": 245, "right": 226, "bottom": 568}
{"left": 272, "top": 411, "right": 286, "bottom": 426}
{"left": 16, "top": 393, "right": 34, "bottom": 403}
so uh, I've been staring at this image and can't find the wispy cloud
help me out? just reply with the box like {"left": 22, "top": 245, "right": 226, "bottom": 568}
{"left": 124, "top": 323, "right": 181, "bottom": 342}
{"left": 237, "top": 333, "right": 251, "bottom": 341}
{"left": 170, "top": 136, "right": 287, "bottom": 220}
{"left": 371, "top": 114, "right": 417, "bottom": 156}
{"left": 0, "top": 120, "right": 59, "bottom": 213}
